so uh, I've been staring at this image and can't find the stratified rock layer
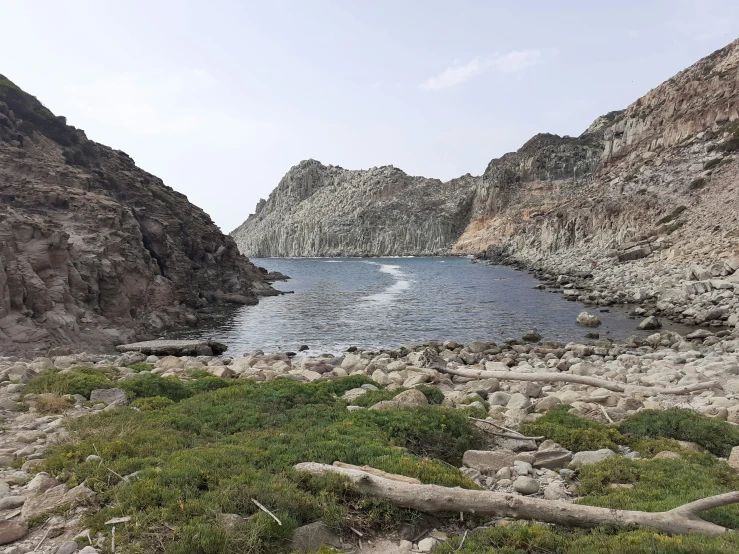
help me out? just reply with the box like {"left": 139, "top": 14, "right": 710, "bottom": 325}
{"left": 0, "top": 75, "right": 275, "bottom": 355}
{"left": 232, "top": 160, "right": 478, "bottom": 257}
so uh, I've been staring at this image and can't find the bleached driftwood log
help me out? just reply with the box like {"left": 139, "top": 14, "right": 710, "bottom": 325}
{"left": 295, "top": 462, "right": 739, "bottom": 536}
{"left": 437, "top": 366, "right": 717, "bottom": 396}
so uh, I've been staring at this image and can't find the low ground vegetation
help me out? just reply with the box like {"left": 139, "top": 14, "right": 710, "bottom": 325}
{"left": 22, "top": 371, "right": 739, "bottom": 553}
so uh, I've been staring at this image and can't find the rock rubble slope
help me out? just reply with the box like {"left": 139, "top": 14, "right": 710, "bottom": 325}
{"left": 0, "top": 75, "right": 275, "bottom": 356}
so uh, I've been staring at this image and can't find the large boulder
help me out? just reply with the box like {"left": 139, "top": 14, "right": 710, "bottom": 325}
{"left": 729, "top": 446, "right": 739, "bottom": 472}
{"left": 90, "top": 388, "right": 128, "bottom": 407}
{"left": 638, "top": 316, "right": 662, "bottom": 330}
{"left": 462, "top": 450, "right": 516, "bottom": 474}
{"left": 569, "top": 449, "right": 616, "bottom": 468}
{"left": 0, "top": 521, "right": 27, "bottom": 545}
{"left": 21, "top": 484, "right": 94, "bottom": 520}
{"left": 291, "top": 522, "right": 343, "bottom": 552}
{"left": 533, "top": 441, "right": 573, "bottom": 469}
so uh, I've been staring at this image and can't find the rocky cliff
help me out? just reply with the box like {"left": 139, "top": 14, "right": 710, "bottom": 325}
{"left": 232, "top": 160, "right": 477, "bottom": 256}
{"left": 453, "top": 39, "right": 739, "bottom": 329}
{"left": 0, "top": 75, "right": 276, "bottom": 355}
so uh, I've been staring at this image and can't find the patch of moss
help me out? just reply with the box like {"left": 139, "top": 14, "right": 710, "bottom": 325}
{"left": 519, "top": 405, "right": 623, "bottom": 452}
{"left": 620, "top": 408, "right": 739, "bottom": 457}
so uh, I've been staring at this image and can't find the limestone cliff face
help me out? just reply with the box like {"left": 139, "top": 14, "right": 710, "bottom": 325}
{"left": 0, "top": 75, "right": 275, "bottom": 355}
{"left": 232, "top": 160, "right": 477, "bottom": 257}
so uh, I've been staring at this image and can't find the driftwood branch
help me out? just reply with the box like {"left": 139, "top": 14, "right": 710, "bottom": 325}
{"left": 439, "top": 367, "right": 717, "bottom": 396}
{"left": 295, "top": 462, "right": 739, "bottom": 536}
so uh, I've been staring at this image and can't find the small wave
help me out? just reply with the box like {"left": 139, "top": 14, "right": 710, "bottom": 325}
{"left": 322, "top": 260, "right": 343, "bottom": 263}
{"left": 360, "top": 263, "right": 413, "bottom": 305}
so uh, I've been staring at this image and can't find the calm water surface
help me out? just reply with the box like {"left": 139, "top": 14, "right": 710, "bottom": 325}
{"left": 179, "top": 257, "right": 681, "bottom": 355}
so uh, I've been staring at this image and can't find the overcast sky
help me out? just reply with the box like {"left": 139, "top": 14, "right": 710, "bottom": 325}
{"left": 3, "top": 1, "right": 739, "bottom": 231}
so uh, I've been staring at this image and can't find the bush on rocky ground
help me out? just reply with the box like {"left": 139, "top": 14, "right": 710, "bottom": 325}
{"left": 118, "top": 373, "right": 192, "bottom": 403}
{"left": 577, "top": 451, "right": 739, "bottom": 528}
{"left": 41, "top": 377, "right": 479, "bottom": 553}
{"left": 22, "top": 367, "right": 115, "bottom": 398}
{"left": 349, "top": 384, "right": 444, "bottom": 408}
{"left": 519, "top": 405, "right": 623, "bottom": 452}
{"left": 619, "top": 408, "right": 739, "bottom": 457}
{"left": 432, "top": 523, "right": 739, "bottom": 554}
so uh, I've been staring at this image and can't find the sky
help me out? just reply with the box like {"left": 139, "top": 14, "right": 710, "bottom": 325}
{"left": 3, "top": 1, "right": 739, "bottom": 232}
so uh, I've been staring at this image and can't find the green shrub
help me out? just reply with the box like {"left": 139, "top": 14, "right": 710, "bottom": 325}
{"left": 519, "top": 405, "right": 623, "bottom": 452}
{"left": 416, "top": 385, "right": 444, "bottom": 405}
{"left": 577, "top": 451, "right": 739, "bottom": 529}
{"left": 433, "top": 523, "right": 739, "bottom": 554}
{"left": 185, "top": 376, "right": 234, "bottom": 395}
{"left": 24, "top": 367, "right": 114, "bottom": 399}
{"left": 119, "top": 374, "right": 191, "bottom": 403}
{"left": 620, "top": 408, "right": 739, "bottom": 457}
{"left": 350, "top": 389, "right": 397, "bottom": 408}
{"left": 130, "top": 396, "right": 175, "bottom": 411}
{"left": 42, "top": 377, "right": 478, "bottom": 553}
{"left": 352, "top": 407, "right": 482, "bottom": 465}
{"left": 350, "top": 385, "right": 445, "bottom": 408}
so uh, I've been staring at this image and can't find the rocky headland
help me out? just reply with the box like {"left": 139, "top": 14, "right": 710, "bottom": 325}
{"left": 0, "top": 75, "right": 277, "bottom": 356}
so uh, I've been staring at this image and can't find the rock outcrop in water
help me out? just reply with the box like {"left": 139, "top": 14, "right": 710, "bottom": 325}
{"left": 232, "top": 160, "right": 477, "bottom": 256}
{"left": 0, "top": 75, "right": 276, "bottom": 355}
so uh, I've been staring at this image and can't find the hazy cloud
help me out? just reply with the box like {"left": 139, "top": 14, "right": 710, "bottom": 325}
{"left": 421, "top": 48, "right": 554, "bottom": 90}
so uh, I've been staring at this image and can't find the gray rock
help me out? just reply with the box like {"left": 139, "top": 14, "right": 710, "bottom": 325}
{"left": 463, "top": 450, "right": 515, "bottom": 474}
{"left": 116, "top": 340, "right": 227, "bottom": 356}
{"left": 728, "top": 446, "right": 739, "bottom": 472}
{"left": 506, "top": 393, "right": 531, "bottom": 411}
{"left": 0, "top": 521, "right": 27, "bottom": 545}
{"left": 512, "top": 476, "right": 539, "bottom": 495}
{"left": 89, "top": 388, "right": 128, "bottom": 407}
{"left": 291, "top": 522, "right": 343, "bottom": 552}
{"left": 533, "top": 441, "right": 573, "bottom": 469}
{"left": 53, "top": 541, "right": 80, "bottom": 554}
{"left": 576, "top": 312, "right": 601, "bottom": 327}
{"left": 569, "top": 448, "right": 616, "bottom": 468}
{"left": 488, "top": 391, "right": 511, "bottom": 406}
{"left": 638, "top": 316, "right": 662, "bottom": 330}
{"left": 369, "top": 389, "right": 428, "bottom": 410}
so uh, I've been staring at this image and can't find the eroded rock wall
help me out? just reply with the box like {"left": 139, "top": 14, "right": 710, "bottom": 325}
{"left": 0, "top": 76, "right": 275, "bottom": 355}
